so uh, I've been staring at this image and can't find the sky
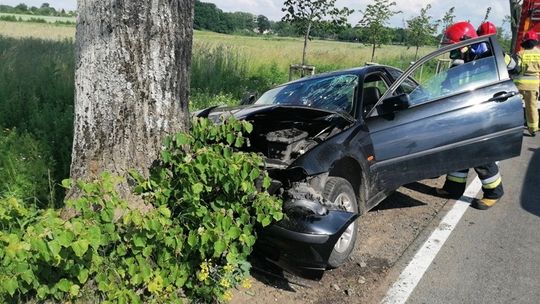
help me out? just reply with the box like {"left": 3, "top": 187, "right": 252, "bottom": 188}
{"left": 0, "top": 0, "right": 510, "bottom": 31}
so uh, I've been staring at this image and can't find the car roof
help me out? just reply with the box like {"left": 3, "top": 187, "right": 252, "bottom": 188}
{"left": 280, "top": 64, "right": 401, "bottom": 87}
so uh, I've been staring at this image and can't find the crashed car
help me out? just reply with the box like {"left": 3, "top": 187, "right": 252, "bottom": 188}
{"left": 197, "top": 35, "right": 524, "bottom": 278}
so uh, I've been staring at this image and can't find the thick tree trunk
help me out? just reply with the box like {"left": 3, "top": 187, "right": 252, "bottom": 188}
{"left": 70, "top": 0, "right": 194, "bottom": 203}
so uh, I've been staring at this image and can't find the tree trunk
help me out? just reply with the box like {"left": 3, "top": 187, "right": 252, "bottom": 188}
{"left": 371, "top": 40, "right": 376, "bottom": 62}
{"left": 302, "top": 21, "right": 312, "bottom": 69}
{"left": 415, "top": 46, "right": 419, "bottom": 61}
{"left": 70, "top": 0, "right": 194, "bottom": 204}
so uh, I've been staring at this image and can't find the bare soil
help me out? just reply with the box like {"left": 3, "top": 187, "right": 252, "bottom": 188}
{"left": 232, "top": 178, "right": 448, "bottom": 304}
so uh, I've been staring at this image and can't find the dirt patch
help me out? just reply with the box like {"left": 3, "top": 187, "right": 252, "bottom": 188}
{"left": 232, "top": 178, "right": 448, "bottom": 304}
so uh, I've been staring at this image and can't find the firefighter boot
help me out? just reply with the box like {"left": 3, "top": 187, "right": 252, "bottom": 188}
{"left": 472, "top": 198, "right": 498, "bottom": 210}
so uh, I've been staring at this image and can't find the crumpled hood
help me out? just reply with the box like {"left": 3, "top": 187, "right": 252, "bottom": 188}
{"left": 196, "top": 104, "right": 352, "bottom": 124}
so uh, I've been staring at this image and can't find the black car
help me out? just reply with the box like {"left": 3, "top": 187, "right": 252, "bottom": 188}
{"left": 197, "top": 35, "right": 524, "bottom": 278}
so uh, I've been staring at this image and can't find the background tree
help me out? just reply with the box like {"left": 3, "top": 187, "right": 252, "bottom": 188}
{"left": 282, "top": 0, "right": 353, "bottom": 67}
{"left": 71, "top": 0, "right": 194, "bottom": 205}
{"left": 439, "top": 7, "right": 456, "bottom": 46}
{"left": 358, "top": 0, "right": 401, "bottom": 61}
{"left": 406, "top": 4, "right": 438, "bottom": 60}
{"left": 257, "top": 15, "right": 271, "bottom": 34}
{"left": 509, "top": 0, "right": 523, "bottom": 53}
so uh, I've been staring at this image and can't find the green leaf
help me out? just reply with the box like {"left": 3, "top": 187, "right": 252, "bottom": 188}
{"left": 143, "top": 246, "right": 153, "bottom": 258}
{"left": 158, "top": 206, "right": 171, "bottom": 218}
{"left": 47, "top": 240, "right": 61, "bottom": 257}
{"left": 226, "top": 133, "right": 235, "bottom": 145}
{"left": 227, "top": 226, "right": 241, "bottom": 240}
{"left": 192, "top": 183, "right": 204, "bottom": 194}
{"left": 244, "top": 121, "right": 254, "bottom": 133}
{"left": 176, "top": 133, "right": 191, "bottom": 145}
{"left": 56, "top": 278, "right": 71, "bottom": 292}
{"left": 71, "top": 239, "right": 90, "bottom": 257}
{"left": 69, "top": 284, "right": 80, "bottom": 296}
{"left": 61, "top": 179, "right": 73, "bottom": 189}
{"left": 133, "top": 235, "right": 145, "bottom": 248}
{"left": 56, "top": 231, "right": 74, "bottom": 247}
{"left": 77, "top": 268, "right": 89, "bottom": 284}
{"left": 4, "top": 278, "right": 18, "bottom": 296}
{"left": 187, "top": 232, "right": 198, "bottom": 247}
{"left": 214, "top": 240, "right": 226, "bottom": 256}
{"left": 261, "top": 216, "right": 272, "bottom": 227}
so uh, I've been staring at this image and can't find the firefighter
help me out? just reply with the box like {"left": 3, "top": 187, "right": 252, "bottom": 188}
{"left": 514, "top": 30, "right": 540, "bottom": 137}
{"left": 435, "top": 22, "right": 504, "bottom": 210}
{"left": 477, "top": 21, "right": 519, "bottom": 74}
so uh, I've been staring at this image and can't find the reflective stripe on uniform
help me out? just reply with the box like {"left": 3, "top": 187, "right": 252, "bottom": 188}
{"left": 447, "top": 171, "right": 468, "bottom": 184}
{"left": 505, "top": 54, "right": 512, "bottom": 66}
{"left": 522, "top": 53, "right": 540, "bottom": 63}
{"left": 481, "top": 173, "right": 502, "bottom": 189}
{"left": 514, "top": 75, "right": 540, "bottom": 84}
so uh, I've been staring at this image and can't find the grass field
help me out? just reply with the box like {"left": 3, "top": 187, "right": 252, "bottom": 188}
{"left": 0, "top": 20, "right": 75, "bottom": 40}
{"left": 0, "top": 20, "right": 434, "bottom": 72}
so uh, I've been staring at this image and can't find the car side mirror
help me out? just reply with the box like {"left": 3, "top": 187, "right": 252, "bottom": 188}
{"left": 240, "top": 92, "right": 258, "bottom": 105}
{"left": 380, "top": 93, "right": 411, "bottom": 114}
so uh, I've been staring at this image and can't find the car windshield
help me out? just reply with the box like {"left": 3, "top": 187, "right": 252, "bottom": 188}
{"left": 255, "top": 74, "right": 358, "bottom": 113}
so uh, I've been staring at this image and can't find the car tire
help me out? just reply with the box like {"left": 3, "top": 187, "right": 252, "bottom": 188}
{"left": 323, "top": 177, "right": 358, "bottom": 268}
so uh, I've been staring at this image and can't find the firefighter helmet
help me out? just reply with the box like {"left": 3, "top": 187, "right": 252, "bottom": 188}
{"left": 523, "top": 30, "right": 539, "bottom": 42}
{"left": 477, "top": 22, "right": 497, "bottom": 36}
{"left": 443, "top": 22, "right": 478, "bottom": 44}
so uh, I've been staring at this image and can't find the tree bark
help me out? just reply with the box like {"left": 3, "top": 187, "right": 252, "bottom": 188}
{"left": 70, "top": 0, "right": 194, "bottom": 204}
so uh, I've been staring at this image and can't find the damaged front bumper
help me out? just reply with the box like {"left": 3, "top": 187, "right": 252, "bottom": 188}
{"left": 255, "top": 209, "right": 358, "bottom": 279}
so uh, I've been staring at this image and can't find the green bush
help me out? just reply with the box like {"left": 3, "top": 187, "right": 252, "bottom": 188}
{"left": 0, "top": 118, "right": 283, "bottom": 303}
{"left": 0, "top": 129, "right": 54, "bottom": 206}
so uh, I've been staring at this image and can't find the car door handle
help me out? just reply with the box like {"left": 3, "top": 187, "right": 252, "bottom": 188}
{"left": 489, "top": 91, "right": 518, "bottom": 102}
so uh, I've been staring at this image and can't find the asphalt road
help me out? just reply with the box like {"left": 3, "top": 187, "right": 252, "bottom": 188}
{"left": 405, "top": 134, "right": 540, "bottom": 304}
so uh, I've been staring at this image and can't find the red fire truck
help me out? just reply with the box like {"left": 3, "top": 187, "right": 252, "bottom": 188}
{"left": 514, "top": 0, "right": 540, "bottom": 53}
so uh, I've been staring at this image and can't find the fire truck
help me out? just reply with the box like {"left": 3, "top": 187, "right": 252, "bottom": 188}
{"left": 514, "top": 0, "right": 540, "bottom": 53}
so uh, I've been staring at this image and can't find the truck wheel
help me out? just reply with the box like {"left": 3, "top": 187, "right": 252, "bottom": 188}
{"left": 323, "top": 177, "right": 358, "bottom": 268}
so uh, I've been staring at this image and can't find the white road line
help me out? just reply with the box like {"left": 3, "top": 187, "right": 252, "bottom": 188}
{"left": 381, "top": 178, "right": 483, "bottom": 304}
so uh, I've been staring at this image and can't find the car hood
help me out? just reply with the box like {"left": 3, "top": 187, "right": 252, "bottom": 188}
{"left": 197, "top": 104, "right": 354, "bottom": 123}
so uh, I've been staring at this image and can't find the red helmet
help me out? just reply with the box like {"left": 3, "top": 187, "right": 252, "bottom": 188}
{"left": 477, "top": 22, "right": 497, "bottom": 36}
{"left": 443, "top": 22, "right": 478, "bottom": 44}
{"left": 523, "top": 30, "right": 539, "bottom": 42}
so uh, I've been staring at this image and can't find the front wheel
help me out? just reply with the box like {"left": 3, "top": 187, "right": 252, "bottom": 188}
{"left": 323, "top": 177, "right": 358, "bottom": 268}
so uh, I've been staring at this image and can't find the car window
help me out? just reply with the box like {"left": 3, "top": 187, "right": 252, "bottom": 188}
{"left": 387, "top": 68, "right": 418, "bottom": 94}
{"left": 362, "top": 73, "right": 389, "bottom": 117}
{"left": 401, "top": 42, "right": 499, "bottom": 107}
{"left": 255, "top": 74, "right": 358, "bottom": 113}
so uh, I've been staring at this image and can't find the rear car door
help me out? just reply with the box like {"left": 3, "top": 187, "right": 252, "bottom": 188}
{"left": 365, "top": 35, "right": 523, "bottom": 191}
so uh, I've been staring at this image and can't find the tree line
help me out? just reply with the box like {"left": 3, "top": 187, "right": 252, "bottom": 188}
{"left": 0, "top": 3, "right": 76, "bottom": 17}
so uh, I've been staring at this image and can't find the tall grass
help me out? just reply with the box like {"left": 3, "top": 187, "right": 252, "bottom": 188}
{"left": 0, "top": 36, "right": 74, "bottom": 203}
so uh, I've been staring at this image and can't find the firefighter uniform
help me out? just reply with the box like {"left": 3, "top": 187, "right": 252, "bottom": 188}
{"left": 441, "top": 163, "right": 504, "bottom": 208}
{"left": 515, "top": 47, "right": 540, "bottom": 135}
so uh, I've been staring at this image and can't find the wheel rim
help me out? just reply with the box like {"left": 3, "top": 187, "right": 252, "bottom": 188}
{"left": 333, "top": 193, "right": 356, "bottom": 253}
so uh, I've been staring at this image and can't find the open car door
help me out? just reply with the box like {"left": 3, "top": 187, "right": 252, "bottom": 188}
{"left": 365, "top": 35, "right": 523, "bottom": 191}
